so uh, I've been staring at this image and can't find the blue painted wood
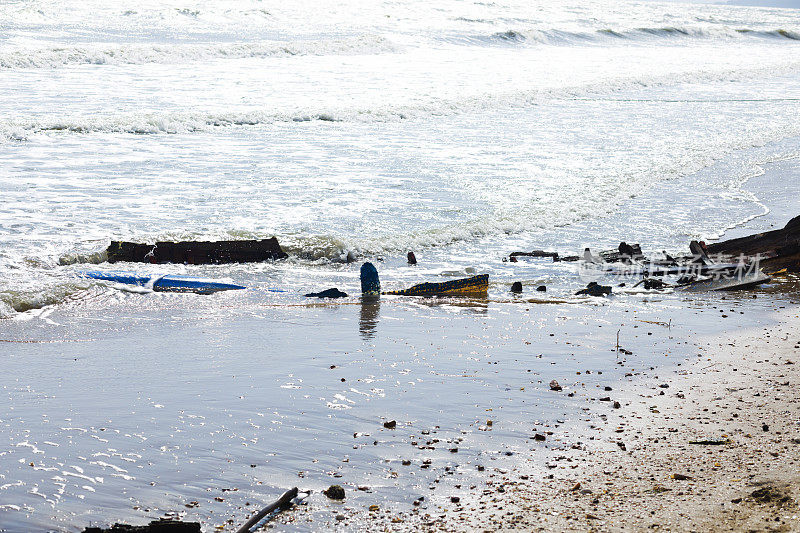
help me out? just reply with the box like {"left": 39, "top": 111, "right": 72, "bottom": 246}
{"left": 360, "top": 262, "right": 380, "bottom": 296}
{"left": 80, "top": 271, "right": 246, "bottom": 294}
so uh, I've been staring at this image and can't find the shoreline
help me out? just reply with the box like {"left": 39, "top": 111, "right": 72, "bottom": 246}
{"left": 420, "top": 302, "right": 800, "bottom": 532}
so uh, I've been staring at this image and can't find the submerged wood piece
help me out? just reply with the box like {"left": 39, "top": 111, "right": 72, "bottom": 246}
{"left": 509, "top": 250, "right": 559, "bottom": 260}
{"left": 599, "top": 242, "right": 644, "bottom": 263}
{"left": 106, "top": 237, "right": 288, "bottom": 264}
{"left": 706, "top": 215, "right": 800, "bottom": 272}
{"left": 677, "top": 271, "right": 771, "bottom": 292}
{"left": 383, "top": 274, "right": 489, "bottom": 296}
{"left": 81, "top": 271, "right": 246, "bottom": 294}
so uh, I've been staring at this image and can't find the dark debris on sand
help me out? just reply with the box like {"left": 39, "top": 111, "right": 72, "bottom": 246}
{"left": 83, "top": 520, "right": 200, "bottom": 533}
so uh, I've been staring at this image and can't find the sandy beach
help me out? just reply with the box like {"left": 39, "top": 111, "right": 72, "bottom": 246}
{"left": 334, "top": 299, "right": 800, "bottom": 532}
{"left": 491, "top": 306, "right": 800, "bottom": 533}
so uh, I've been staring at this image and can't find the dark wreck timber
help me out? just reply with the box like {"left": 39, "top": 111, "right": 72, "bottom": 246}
{"left": 106, "top": 237, "right": 288, "bottom": 264}
{"left": 706, "top": 214, "right": 800, "bottom": 273}
{"left": 83, "top": 519, "right": 200, "bottom": 532}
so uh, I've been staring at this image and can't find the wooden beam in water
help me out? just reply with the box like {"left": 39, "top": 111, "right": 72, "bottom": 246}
{"left": 106, "top": 237, "right": 288, "bottom": 264}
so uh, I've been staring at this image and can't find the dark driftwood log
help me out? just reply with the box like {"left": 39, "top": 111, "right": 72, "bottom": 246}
{"left": 83, "top": 519, "right": 200, "bottom": 532}
{"left": 706, "top": 215, "right": 800, "bottom": 272}
{"left": 508, "top": 250, "right": 559, "bottom": 263}
{"left": 235, "top": 487, "right": 299, "bottom": 533}
{"left": 106, "top": 237, "right": 288, "bottom": 264}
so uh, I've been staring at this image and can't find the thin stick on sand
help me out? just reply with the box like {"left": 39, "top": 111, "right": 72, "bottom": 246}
{"left": 235, "top": 487, "right": 300, "bottom": 533}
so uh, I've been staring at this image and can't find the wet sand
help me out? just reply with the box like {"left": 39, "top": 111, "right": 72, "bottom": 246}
{"left": 355, "top": 302, "right": 800, "bottom": 532}
{"left": 3, "top": 290, "right": 798, "bottom": 533}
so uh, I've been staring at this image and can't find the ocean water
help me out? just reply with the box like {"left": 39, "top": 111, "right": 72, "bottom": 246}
{"left": 1, "top": 0, "right": 800, "bottom": 314}
{"left": 2, "top": 0, "right": 800, "bottom": 531}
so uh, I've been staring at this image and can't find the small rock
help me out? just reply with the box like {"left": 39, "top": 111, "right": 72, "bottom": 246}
{"left": 510, "top": 281, "right": 523, "bottom": 293}
{"left": 537, "top": 285, "right": 546, "bottom": 292}
{"left": 533, "top": 434, "right": 546, "bottom": 441}
{"left": 407, "top": 252, "right": 417, "bottom": 265}
{"left": 550, "top": 380, "right": 562, "bottom": 392}
{"left": 323, "top": 485, "right": 346, "bottom": 500}
{"left": 575, "top": 282, "right": 611, "bottom": 297}
{"left": 304, "top": 288, "right": 348, "bottom": 298}
{"left": 450, "top": 496, "right": 460, "bottom": 503}
{"left": 384, "top": 420, "right": 397, "bottom": 429}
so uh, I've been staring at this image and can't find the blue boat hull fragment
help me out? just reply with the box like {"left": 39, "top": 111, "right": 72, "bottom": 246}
{"left": 80, "top": 271, "right": 246, "bottom": 294}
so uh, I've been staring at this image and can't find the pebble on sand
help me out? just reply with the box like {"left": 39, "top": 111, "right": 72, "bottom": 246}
{"left": 323, "top": 485, "right": 346, "bottom": 500}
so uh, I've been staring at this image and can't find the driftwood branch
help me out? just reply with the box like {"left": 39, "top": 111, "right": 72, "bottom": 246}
{"left": 235, "top": 487, "right": 299, "bottom": 533}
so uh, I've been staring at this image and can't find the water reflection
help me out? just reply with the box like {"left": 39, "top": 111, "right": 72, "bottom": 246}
{"left": 359, "top": 298, "right": 380, "bottom": 340}
{"left": 410, "top": 295, "right": 490, "bottom": 315}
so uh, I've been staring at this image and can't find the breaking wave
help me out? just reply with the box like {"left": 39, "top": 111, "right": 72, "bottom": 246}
{"left": 3, "top": 26, "right": 797, "bottom": 72}
{"left": 3, "top": 57, "right": 799, "bottom": 142}
{"left": 468, "top": 26, "right": 800, "bottom": 46}
{"left": 0, "top": 34, "right": 396, "bottom": 69}
{"left": 0, "top": 282, "right": 90, "bottom": 318}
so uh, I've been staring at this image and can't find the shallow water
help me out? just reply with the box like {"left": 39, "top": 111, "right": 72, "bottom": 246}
{"left": 1, "top": 279, "right": 797, "bottom": 531}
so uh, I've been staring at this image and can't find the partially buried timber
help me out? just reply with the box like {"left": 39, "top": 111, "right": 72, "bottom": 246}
{"left": 105, "top": 237, "right": 288, "bottom": 264}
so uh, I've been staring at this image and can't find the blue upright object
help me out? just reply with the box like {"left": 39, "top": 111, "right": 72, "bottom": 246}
{"left": 80, "top": 271, "right": 246, "bottom": 294}
{"left": 360, "top": 262, "right": 380, "bottom": 296}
